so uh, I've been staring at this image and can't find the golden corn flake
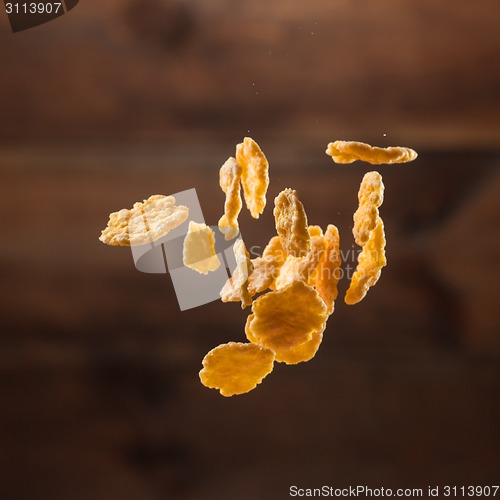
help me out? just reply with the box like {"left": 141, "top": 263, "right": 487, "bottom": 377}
{"left": 218, "top": 157, "right": 243, "bottom": 241}
{"left": 245, "top": 280, "right": 328, "bottom": 354}
{"left": 199, "top": 342, "right": 275, "bottom": 397}
{"left": 99, "top": 195, "right": 189, "bottom": 246}
{"left": 326, "top": 140, "right": 418, "bottom": 165}
{"left": 274, "top": 188, "right": 311, "bottom": 258}
{"left": 236, "top": 137, "right": 269, "bottom": 219}
{"left": 182, "top": 221, "right": 221, "bottom": 275}
{"left": 345, "top": 217, "right": 387, "bottom": 305}
{"left": 313, "top": 224, "right": 341, "bottom": 315}
{"left": 220, "top": 239, "right": 254, "bottom": 308}
{"left": 245, "top": 317, "right": 324, "bottom": 365}
{"left": 352, "top": 171, "right": 385, "bottom": 247}
{"left": 275, "top": 329, "right": 324, "bottom": 365}
{"left": 308, "top": 225, "right": 324, "bottom": 238}
{"left": 248, "top": 256, "right": 282, "bottom": 295}
{"left": 262, "top": 235, "right": 287, "bottom": 266}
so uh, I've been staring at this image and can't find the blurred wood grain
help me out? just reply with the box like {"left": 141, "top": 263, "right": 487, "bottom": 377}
{"left": 0, "top": 0, "right": 499, "bottom": 146}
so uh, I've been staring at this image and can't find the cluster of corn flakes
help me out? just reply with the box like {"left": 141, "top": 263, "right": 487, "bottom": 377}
{"left": 201, "top": 139, "right": 416, "bottom": 396}
{"left": 98, "top": 138, "right": 416, "bottom": 397}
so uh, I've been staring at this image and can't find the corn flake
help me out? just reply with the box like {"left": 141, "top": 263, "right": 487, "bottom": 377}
{"left": 274, "top": 188, "right": 311, "bottom": 258}
{"left": 99, "top": 195, "right": 189, "bottom": 246}
{"left": 220, "top": 239, "right": 254, "bottom": 308}
{"left": 182, "top": 221, "right": 221, "bottom": 275}
{"left": 199, "top": 342, "right": 275, "bottom": 397}
{"left": 218, "top": 157, "right": 243, "bottom": 240}
{"left": 236, "top": 137, "right": 269, "bottom": 219}
{"left": 263, "top": 235, "right": 287, "bottom": 265}
{"left": 220, "top": 255, "right": 280, "bottom": 303}
{"left": 311, "top": 224, "right": 342, "bottom": 314}
{"left": 352, "top": 171, "right": 385, "bottom": 247}
{"left": 326, "top": 140, "right": 418, "bottom": 165}
{"left": 275, "top": 329, "right": 324, "bottom": 365}
{"left": 245, "top": 280, "right": 328, "bottom": 354}
{"left": 274, "top": 230, "right": 325, "bottom": 290}
{"left": 345, "top": 217, "right": 387, "bottom": 305}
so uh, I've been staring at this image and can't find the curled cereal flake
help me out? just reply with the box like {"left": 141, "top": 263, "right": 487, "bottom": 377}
{"left": 217, "top": 157, "right": 242, "bottom": 240}
{"left": 99, "top": 195, "right": 189, "bottom": 246}
{"left": 353, "top": 171, "right": 385, "bottom": 247}
{"left": 326, "top": 140, "right": 417, "bottom": 165}
{"left": 245, "top": 281, "right": 328, "bottom": 354}
{"left": 314, "top": 225, "right": 341, "bottom": 314}
{"left": 345, "top": 217, "right": 387, "bottom": 305}
{"left": 199, "top": 342, "right": 275, "bottom": 397}
{"left": 220, "top": 239, "right": 254, "bottom": 308}
{"left": 274, "top": 188, "right": 311, "bottom": 258}
{"left": 182, "top": 221, "right": 221, "bottom": 275}
{"left": 236, "top": 137, "right": 269, "bottom": 219}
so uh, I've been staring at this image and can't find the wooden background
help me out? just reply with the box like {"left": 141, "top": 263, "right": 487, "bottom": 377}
{"left": 0, "top": 1, "right": 499, "bottom": 499}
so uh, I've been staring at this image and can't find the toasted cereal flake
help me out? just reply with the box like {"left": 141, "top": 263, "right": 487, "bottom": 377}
{"left": 308, "top": 225, "right": 324, "bottom": 238}
{"left": 220, "top": 239, "right": 254, "bottom": 308}
{"left": 99, "top": 195, "right": 189, "bottom": 246}
{"left": 345, "top": 217, "right": 387, "bottom": 305}
{"left": 245, "top": 316, "right": 324, "bottom": 365}
{"left": 262, "top": 235, "right": 287, "bottom": 266}
{"left": 326, "top": 140, "right": 417, "bottom": 165}
{"left": 275, "top": 329, "right": 324, "bottom": 365}
{"left": 217, "top": 157, "right": 243, "bottom": 240}
{"left": 199, "top": 342, "right": 275, "bottom": 397}
{"left": 245, "top": 281, "right": 328, "bottom": 354}
{"left": 274, "top": 188, "right": 311, "bottom": 258}
{"left": 236, "top": 137, "right": 269, "bottom": 219}
{"left": 352, "top": 171, "right": 385, "bottom": 247}
{"left": 314, "top": 224, "right": 341, "bottom": 314}
{"left": 182, "top": 221, "right": 221, "bottom": 274}
{"left": 248, "top": 256, "right": 282, "bottom": 295}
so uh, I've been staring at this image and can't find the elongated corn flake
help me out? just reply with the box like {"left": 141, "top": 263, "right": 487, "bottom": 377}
{"left": 218, "top": 157, "right": 243, "bottom": 240}
{"left": 326, "top": 140, "right": 417, "bottom": 165}
{"left": 353, "top": 171, "right": 385, "bottom": 247}
{"left": 345, "top": 217, "right": 387, "bottom": 305}
{"left": 314, "top": 224, "right": 341, "bottom": 314}
{"left": 182, "top": 221, "right": 221, "bottom": 274}
{"left": 236, "top": 137, "right": 269, "bottom": 219}
{"left": 274, "top": 188, "right": 311, "bottom": 258}
{"left": 220, "top": 239, "right": 254, "bottom": 308}
{"left": 199, "top": 342, "right": 275, "bottom": 396}
{"left": 99, "top": 195, "right": 189, "bottom": 246}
